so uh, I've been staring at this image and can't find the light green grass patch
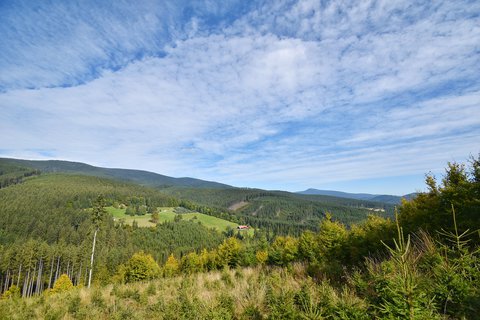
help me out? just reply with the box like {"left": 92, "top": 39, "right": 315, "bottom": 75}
{"left": 156, "top": 207, "right": 177, "bottom": 222}
{"left": 107, "top": 206, "right": 254, "bottom": 234}
{"left": 157, "top": 207, "right": 238, "bottom": 231}
{"left": 182, "top": 212, "right": 237, "bottom": 231}
{"left": 158, "top": 207, "right": 255, "bottom": 235}
{"left": 106, "top": 206, "right": 156, "bottom": 227}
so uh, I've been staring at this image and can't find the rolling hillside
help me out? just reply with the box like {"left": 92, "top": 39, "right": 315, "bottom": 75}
{"left": 0, "top": 157, "right": 395, "bottom": 235}
{"left": 160, "top": 187, "right": 394, "bottom": 235}
{"left": 297, "top": 188, "right": 417, "bottom": 204}
{"left": 0, "top": 158, "right": 232, "bottom": 189}
{"left": 0, "top": 173, "right": 225, "bottom": 262}
{"left": 107, "top": 206, "right": 251, "bottom": 234}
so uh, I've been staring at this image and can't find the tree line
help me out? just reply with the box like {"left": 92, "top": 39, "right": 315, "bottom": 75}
{"left": 1, "top": 155, "right": 478, "bottom": 318}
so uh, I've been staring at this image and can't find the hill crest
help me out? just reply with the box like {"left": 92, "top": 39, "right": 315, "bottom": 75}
{"left": 297, "top": 188, "right": 416, "bottom": 204}
{"left": 0, "top": 157, "right": 232, "bottom": 189}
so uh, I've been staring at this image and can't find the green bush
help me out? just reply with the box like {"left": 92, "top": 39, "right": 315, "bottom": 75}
{"left": 146, "top": 282, "right": 157, "bottom": 296}
{"left": 51, "top": 274, "right": 74, "bottom": 294}
{"left": 91, "top": 289, "right": 105, "bottom": 308}
{"left": 125, "top": 251, "right": 161, "bottom": 283}
{"left": 67, "top": 292, "right": 81, "bottom": 314}
{"left": 2, "top": 285, "right": 21, "bottom": 299}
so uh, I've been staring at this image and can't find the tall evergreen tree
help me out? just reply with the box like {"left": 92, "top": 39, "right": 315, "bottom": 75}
{"left": 88, "top": 195, "right": 106, "bottom": 288}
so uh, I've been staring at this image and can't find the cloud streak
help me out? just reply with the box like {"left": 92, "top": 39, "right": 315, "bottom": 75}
{"left": 1, "top": 0, "right": 479, "bottom": 194}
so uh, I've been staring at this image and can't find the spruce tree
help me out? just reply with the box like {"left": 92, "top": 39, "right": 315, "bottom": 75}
{"left": 88, "top": 195, "right": 106, "bottom": 288}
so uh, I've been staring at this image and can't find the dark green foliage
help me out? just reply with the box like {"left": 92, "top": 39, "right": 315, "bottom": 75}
{"left": 131, "top": 220, "right": 223, "bottom": 262}
{"left": 0, "top": 173, "right": 225, "bottom": 296}
{"left": 0, "top": 157, "right": 231, "bottom": 189}
{"left": 0, "top": 155, "right": 478, "bottom": 319}
{"left": 161, "top": 187, "right": 393, "bottom": 236}
{"left": 399, "top": 157, "right": 480, "bottom": 237}
{"left": 0, "top": 161, "right": 40, "bottom": 189}
{"left": 0, "top": 173, "right": 177, "bottom": 245}
{"left": 377, "top": 218, "right": 438, "bottom": 319}
{"left": 67, "top": 292, "right": 81, "bottom": 314}
{"left": 421, "top": 208, "right": 480, "bottom": 319}
{"left": 266, "top": 286, "right": 298, "bottom": 320}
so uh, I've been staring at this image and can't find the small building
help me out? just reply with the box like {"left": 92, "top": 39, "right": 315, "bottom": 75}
{"left": 237, "top": 225, "right": 250, "bottom": 230}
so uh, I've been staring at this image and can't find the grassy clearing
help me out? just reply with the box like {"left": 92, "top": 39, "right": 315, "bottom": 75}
{"left": 157, "top": 207, "right": 237, "bottom": 231}
{"left": 158, "top": 207, "right": 255, "bottom": 235}
{"left": 182, "top": 212, "right": 237, "bottom": 230}
{"left": 107, "top": 206, "right": 254, "bottom": 234}
{"left": 106, "top": 207, "right": 156, "bottom": 227}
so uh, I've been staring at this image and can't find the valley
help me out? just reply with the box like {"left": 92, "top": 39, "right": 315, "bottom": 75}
{"left": 0, "top": 156, "right": 479, "bottom": 319}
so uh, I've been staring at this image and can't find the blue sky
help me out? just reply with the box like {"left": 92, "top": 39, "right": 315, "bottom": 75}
{"left": 1, "top": 0, "right": 479, "bottom": 195}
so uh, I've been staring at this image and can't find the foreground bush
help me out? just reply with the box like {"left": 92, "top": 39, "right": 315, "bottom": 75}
{"left": 51, "top": 274, "right": 74, "bottom": 294}
{"left": 124, "top": 251, "right": 161, "bottom": 283}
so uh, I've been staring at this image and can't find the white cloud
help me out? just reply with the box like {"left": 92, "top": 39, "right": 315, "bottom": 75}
{"left": 1, "top": 0, "right": 479, "bottom": 194}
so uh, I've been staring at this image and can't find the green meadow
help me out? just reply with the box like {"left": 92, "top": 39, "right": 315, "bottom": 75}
{"left": 106, "top": 206, "right": 156, "bottom": 227}
{"left": 107, "top": 206, "right": 254, "bottom": 234}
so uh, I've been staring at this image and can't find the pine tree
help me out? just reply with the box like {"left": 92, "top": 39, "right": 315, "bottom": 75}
{"left": 88, "top": 195, "right": 106, "bottom": 288}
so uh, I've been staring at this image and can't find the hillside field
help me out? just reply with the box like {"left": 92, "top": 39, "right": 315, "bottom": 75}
{"left": 107, "top": 206, "right": 254, "bottom": 234}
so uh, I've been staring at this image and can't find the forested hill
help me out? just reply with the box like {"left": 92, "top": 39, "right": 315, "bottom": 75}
{"left": 0, "top": 173, "right": 224, "bottom": 261}
{"left": 0, "top": 161, "right": 41, "bottom": 188}
{"left": 1, "top": 157, "right": 478, "bottom": 319}
{"left": 0, "top": 158, "right": 232, "bottom": 189}
{"left": 160, "top": 187, "right": 394, "bottom": 234}
{"left": 297, "top": 188, "right": 417, "bottom": 204}
{"left": 0, "top": 157, "right": 393, "bottom": 235}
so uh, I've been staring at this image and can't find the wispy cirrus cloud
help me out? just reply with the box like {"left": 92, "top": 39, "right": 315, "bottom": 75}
{"left": 1, "top": 0, "right": 479, "bottom": 194}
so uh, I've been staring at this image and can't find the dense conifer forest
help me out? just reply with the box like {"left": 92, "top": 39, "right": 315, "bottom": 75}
{"left": 0, "top": 156, "right": 479, "bottom": 319}
{"left": 160, "top": 186, "right": 394, "bottom": 235}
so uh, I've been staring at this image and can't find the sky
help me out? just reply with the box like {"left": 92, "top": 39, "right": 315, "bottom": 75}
{"left": 1, "top": 0, "right": 479, "bottom": 195}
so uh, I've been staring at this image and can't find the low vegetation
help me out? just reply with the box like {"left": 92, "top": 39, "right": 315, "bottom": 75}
{"left": 0, "top": 155, "right": 479, "bottom": 318}
{"left": 1, "top": 224, "right": 478, "bottom": 320}
{"left": 107, "top": 206, "right": 249, "bottom": 233}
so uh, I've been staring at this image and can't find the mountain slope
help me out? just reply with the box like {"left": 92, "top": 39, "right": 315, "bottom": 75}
{"left": 160, "top": 187, "right": 394, "bottom": 235}
{"left": 0, "top": 158, "right": 232, "bottom": 189}
{"left": 298, "top": 188, "right": 377, "bottom": 200}
{"left": 297, "top": 188, "right": 416, "bottom": 204}
{"left": 0, "top": 157, "right": 394, "bottom": 235}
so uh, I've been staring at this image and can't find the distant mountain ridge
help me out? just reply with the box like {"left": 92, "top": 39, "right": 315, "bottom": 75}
{"left": 0, "top": 158, "right": 232, "bottom": 189}
{"left": 1, "top": 157, "right": 397, "bottom": 233}
{"left": 297, "top": 188, "right": 417, "bottom": 204}
{"left": 1, "top": 157, "right": 416, "bottom": 205}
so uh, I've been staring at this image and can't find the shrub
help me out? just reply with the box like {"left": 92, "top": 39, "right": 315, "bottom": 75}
{"left": 221, "top": 269, "right": 234, "bottom": 287}
{"left": 68, "top": 293, "right": 81, "bottom": 314}
{"left": 268, "top": 236, "right": 298, "bottom": 266}
{"left": 125, "top": 251, "right": 161, "bottom": 283}
{"left": 2, "top": 285, "right": 21, "bottom": 299}
{"left": 256, "top": 250, "right": 268, "bottom": 266}
{"left": 51, "top": 274, "right": 74, "bottom": 294}
{"left": 146, "top": 282, "right": 157, "bottom": 296}
{"left": 163, "top": 254, "right": 180, "bottom": 277}
{"left": 91, "top": 289, "right": 105, "bottom": 308}
{"left": 217, "top": 237, "right": 243, "bottom": 267}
